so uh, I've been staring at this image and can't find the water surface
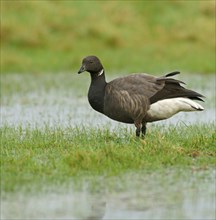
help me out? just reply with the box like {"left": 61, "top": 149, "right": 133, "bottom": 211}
{"left": 1, "top": 73, "right": 215, "bottom": 129}
{"left": 1, "top": 168, "right": 215, "bottom": 219}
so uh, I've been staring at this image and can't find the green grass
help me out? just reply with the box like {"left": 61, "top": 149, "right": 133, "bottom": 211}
{"left": 1, "top": 124, "right": 215, "bottom": 192}
{"left": 1, "top": 0, "right": 215, "bottom": 73}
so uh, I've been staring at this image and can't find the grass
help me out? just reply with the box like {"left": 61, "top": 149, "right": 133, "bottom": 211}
{"left": 1, "top": 72, "right": 215, "bottom": 194}
{"left": 1, "top": 124, "right": 215, "bottom": 193}
{"left": 1, "top": 0, "right": 215, "bottom": 74}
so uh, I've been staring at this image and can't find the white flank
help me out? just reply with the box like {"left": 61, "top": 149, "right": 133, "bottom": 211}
{"left": 146, "top": 97, "right": 204, "bottom": 122}
{"left": 98, "top": 69, "right": 104, "bottom": 76}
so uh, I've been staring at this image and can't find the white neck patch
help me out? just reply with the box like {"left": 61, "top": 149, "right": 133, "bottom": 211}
{"left": 98, "top": 69, "right": 104, "bottom": 76}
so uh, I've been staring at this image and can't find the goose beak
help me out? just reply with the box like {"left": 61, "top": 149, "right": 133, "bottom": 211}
{"left": 78, "top": 65, "right": 85, "bottom": 74}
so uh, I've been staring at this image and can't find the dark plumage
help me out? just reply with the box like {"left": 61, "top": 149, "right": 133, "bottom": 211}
{"left": 78, "top": 56, "right": 205, "bottom": 137}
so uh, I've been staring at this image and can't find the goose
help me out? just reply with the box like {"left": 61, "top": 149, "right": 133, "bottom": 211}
{"left": 78, "top": 56, "right": 204, "bottom": 137}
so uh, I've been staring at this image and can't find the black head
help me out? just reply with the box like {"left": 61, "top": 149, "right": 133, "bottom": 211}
{"left": 78, "top": 56, "right": 104, "bottom": 75}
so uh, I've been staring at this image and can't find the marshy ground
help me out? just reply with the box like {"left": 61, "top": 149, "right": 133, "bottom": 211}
{"left": 1, "top": 72, "right": 215, "bottom": 219}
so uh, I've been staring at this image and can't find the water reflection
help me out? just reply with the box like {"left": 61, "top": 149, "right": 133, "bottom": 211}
{"left": 1, "top": 168, "right": 215, "bottom": 219}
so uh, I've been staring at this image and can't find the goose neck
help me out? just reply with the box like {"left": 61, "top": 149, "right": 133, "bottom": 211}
{"left": 90, "top": 70, "right": 107, "bottom": 86}
{"left": 88, "top": 71, "right": 107, "bottom": 114}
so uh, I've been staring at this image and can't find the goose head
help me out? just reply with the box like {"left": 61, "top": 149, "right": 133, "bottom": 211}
{"left": 78, "top": 56, "right": 104, "bottom": 76}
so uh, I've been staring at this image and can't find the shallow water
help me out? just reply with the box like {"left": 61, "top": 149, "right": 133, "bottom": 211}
{"left": 1, "top": 73, "right": 215, "bottom": 129}
{"left": 1, "top": 168, "right": 215, "bottom": 219}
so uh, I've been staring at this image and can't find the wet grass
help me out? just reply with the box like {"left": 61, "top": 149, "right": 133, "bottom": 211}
{"left": 1, "top": 1, "right": 215, "bottom": 73}
{"left": 1, "top": 124, "right": 215, "bottom": 193}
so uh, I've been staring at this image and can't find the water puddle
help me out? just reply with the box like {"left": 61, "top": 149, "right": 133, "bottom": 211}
{"left": 1, "top": 73, "right": 215, "bottom": 129}
{"left": 1, "top": 168, "right": 215, "bottom": 219}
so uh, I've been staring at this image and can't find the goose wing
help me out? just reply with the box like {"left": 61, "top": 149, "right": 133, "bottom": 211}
{"left": 150, "top": 75, "right": 204, "bottom": 103}
{"left": 103, "top": 72, "right": 204, "bottom": 122}
{"left": 103, "top": 73, "right": 164, "bottom": 122}
{"left": 105, "top": 73, "right": 166, "bottom": 101}
{"left": 107, "top": 72, "right": 204, "bottom": 104}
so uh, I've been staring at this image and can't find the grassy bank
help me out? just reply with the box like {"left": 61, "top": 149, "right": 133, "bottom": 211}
{"left": 1, "top": 124, "right": 215, "bottom": 192}
{"left": 1, "top": 1, "right": 215, "bottom": 73}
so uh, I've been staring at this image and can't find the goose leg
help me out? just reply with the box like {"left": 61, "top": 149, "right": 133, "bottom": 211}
{"left": 135, "top": 121, "right": 141, "bottom": 137}
{"left": 141, "top": 123, "right": 147, "bottom": 138}
{"left": 136, "top": 127, "right": 141, "bottom": 137}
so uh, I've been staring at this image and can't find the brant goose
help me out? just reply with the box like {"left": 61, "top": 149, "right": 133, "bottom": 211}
{"left": 78, "top": 56, "right": 204, "bottom": 137}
